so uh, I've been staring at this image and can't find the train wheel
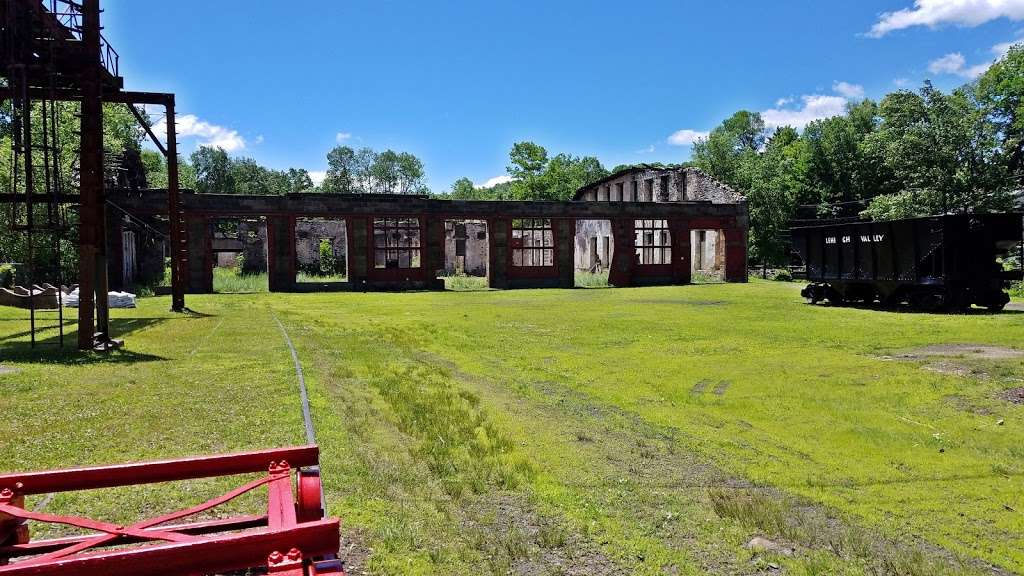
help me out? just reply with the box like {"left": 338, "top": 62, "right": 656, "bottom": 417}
{"left": 912, "top": 291, "right": 945, "bottom": 312}
{"left": 987, "top": 301, "right": 1007, "bottom": 312}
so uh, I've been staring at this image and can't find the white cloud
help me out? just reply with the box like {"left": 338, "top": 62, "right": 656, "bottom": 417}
{"left": 635, "top": 144, "right": 656, "bottom": 154}
{"left": 666, "top": 129, "right": 709, "bottom": 146}
{"left": 477, "top": 175, "right": 513, "bottom": 188}
{"left": 833, "top": 81, "right": 865, "bottom": 100}
{"left": 869, "top": 0, "right": 1024, "bottom": 37}
{"left": 928, "top": 52, "right": 968, "bottom": 74}
{"left": 253, "top": 135, "right": 265, "bottom": 145}
{"left": 761, "top": 94, "right": 849, "bottom": 130}
{"left": 927, "top": 40, "right": 1015, "bottom": 78}
{"left": 775, "top": 97, "right": 794, "bottom": 107}
{"left": 992, "top": 40, "right": 1017, "bottom": 57}
{"left": 153, "top": 114, "right": 246, "bottom": 152}
{"left": 335, "top": 132, "right": 352, "bottom": 144}
{"left": 893, "top": 77, "right": 912, "bottom": 87}
{"left": 308, "top": 171, "right": 327, "bottom": 186}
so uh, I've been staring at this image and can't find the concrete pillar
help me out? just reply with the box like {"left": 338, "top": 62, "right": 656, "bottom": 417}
{"left": 608, "top": 218, "right": 635, "bottom": 287}
{"left": 424, "top": 216, "right": 446, "bottom": 290}
{"left": 557, "top": 219, "right": 575, "bottom": 288}
{"left": 185, "top": 216, "right": 211, "bottom": 293}
{"left": 487, "top": 217, "right": 509, "bottom": 289}
{"left": 266, "top": 215, "right": 295, "bottom": 292}
{"left": 670, "top": 219, "right": 691, "bottom": 285}
{"left": 723, "top": 227, "right": 748, "bottom": 283}
{"left": 347, "top": 216, "right": 369, "bottom": 289}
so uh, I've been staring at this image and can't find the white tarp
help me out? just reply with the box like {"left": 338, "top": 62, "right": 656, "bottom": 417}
{"left": 63, "top": 289, "right": 137, "bottom": 309}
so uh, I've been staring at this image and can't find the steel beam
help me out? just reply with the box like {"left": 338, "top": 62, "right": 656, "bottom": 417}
{"left": 0, "top": 445, "right": 320, "bottom": 495}
{"left": 0, "top": 520, "right": 339, "bottom": 576}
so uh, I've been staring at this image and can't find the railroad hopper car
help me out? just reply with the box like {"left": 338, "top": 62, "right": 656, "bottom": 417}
{"left": 791, "top": 213, "right": 1023, "bottom": 311}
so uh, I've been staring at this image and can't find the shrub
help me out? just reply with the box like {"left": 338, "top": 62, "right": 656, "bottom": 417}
{"left": 1010, "top": 281, "right": 1023, "bottom": 299}
{"left": 773, "top": 269, "right": 793, "bottom": 282}
{"left": 0, "top": 263, "right": 14, "bottom": 288}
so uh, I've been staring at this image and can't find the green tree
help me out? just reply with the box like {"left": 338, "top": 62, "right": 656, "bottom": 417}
{"left": 286, "top": 168, "right": 314, "bottom": 193}
{"left": 448, "top": 177, "right": 477, "bottom": 199}
{"left": 692, "top": 110, "right": 764, "bottom": 187}
{"left": 864, "top": 82, "right": 1013, "bottom": 218}
{"left": 977, "top": 43, "right": 1024, "bottom": 180}
{"left": 190, "top": 147, "right": 234, "bottom": 194}
{"left": 507, "top": 141, "right": 549, "bottom": 199}
{"left": 322, "top": 145, "right": 357, "bottom": 193}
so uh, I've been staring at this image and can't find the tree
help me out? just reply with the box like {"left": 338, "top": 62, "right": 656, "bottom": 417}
{"left": 692, "top": 110, "right": 764, "bottom": 187}
{"left": 538, "top": 153, "right": 608, "bottom": 201}
{"left": 507, "top": 141, "right": 549, "bottom": 200}
{"left": 322, "top": 145, "right": 357, "bottom": 193}
{"left": 395, "top": 151, "right": 427, "bottom": 195}
{"left": 863, "top": 82, "right": 1013, "bottom": 218}
{"left": 191, "top": 147, "right": 234, "bottom": 194}
{"left": 286, "top": 168, "right": 314, "bottom": 193}
{"left": 977, "top": 43, "right": 1024, "bottom": 181}
{"left": 449, "top": 177, "right": 477, "bottom": 199}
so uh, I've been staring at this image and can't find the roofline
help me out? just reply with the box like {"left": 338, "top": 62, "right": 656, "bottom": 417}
{"left": 572, "top": 164, "right": 670, "bottom": 200}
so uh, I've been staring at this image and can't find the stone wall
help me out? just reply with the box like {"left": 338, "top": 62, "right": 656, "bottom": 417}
{"left": 575, "top": 220, "right": 613, "bottom": 271}
{"left": 443, "top": 221, "right": 487, "bottom": 276}
{"left": 294, "top": 218, "right": 347, "bottom": 275}
{"left": 576, "top": 166, "right": 743, "bottom": 204}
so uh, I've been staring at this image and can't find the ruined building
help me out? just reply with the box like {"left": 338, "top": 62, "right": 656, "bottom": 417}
{"left": 110, "top": 185, "right": 747, "bottom": 292}
{"left": 574, "top": 166, "right": 744, "bottom": 279}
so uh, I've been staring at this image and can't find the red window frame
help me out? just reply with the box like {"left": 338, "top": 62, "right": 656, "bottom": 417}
{"left": 634, "top": 219, "right": 672, "bottom": 270}
{"left": 509, "top": 218, "right": 558, "bottom": 277}
{"left": 368, "top": 217, "right": 426, "bottom": 280}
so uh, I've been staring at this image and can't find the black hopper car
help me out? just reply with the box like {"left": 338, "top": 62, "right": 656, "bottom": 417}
{"left": 791, "top": 213, "right": 1023, "bottom": 312}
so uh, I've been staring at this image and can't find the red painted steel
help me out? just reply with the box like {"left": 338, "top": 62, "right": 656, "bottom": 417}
{"left": 0, "top": 520, "right": 339, "bottom": 576}
{"left": 0, "top": 516, "right": 267, "bottom": 558}
{"left": 0, "top": 445, "right": 319, "bottom": 495}
{"left": 0, "top": 446, "right": 341, "bottom": 575}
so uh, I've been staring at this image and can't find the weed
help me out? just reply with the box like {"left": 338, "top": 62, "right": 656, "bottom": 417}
{"left": 574, "top": 270, "right": 609, "bottom": 288}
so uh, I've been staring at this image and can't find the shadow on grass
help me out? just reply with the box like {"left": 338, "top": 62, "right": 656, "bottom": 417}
{"left": 804, "top": 301, "right": 1024, "bottom": 316}
{"left": 0, "top": 317, "right": 171, "bottom": 365}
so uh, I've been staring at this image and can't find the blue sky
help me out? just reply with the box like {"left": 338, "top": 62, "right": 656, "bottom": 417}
{"left": 103, "top": 0, "right": 1023, "bottom": 191}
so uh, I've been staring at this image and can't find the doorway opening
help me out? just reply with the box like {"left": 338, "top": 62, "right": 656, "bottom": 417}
{"left": 439, "top": 219, "right": 488, "bottom": 290}
{"left": 574, "top": 220, "right": 612, "bottom": 287}
{"left": 211, "top": 217, "right": 268, "bottom": 293}
{"left": 294, "top": 218, "right": 348, "bottom": 289}
{"left": 691, "top": 229, "right": 725, "bottom": 283}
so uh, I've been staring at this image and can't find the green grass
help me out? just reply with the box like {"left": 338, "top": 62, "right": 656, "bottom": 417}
{"left": 296, "top": 271, "right": 348, "bottom": 283}
{"left": 574, "top": 269, "right": 610, "bottom": 288}
{"left": 212, "top": 267, "right": 268, "bottom": 293}
{"left": 439, "top": 274, "right": 489, "bottom": 291}
{"left": 1, "top": 282, "right": 1022, "bottom": 574}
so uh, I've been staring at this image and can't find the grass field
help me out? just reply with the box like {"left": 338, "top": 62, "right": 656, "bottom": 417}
{"left": 1, "top": 282, "right": 1023, "bottom": 575}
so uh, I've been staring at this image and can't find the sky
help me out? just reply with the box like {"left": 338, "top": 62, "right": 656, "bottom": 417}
{"left": 102, "top": 0, "right": 1024, "bottom": 191}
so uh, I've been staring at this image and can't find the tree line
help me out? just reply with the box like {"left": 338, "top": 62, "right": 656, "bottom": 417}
{"left": 690, "top": 47, "right": 1024, "bottom": 268}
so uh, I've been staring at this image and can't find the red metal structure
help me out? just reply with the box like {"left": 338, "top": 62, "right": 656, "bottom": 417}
{"left": 0, "top": 446, "right": 342, "bottom": 575}
{"left": 1, "top": 0, "right": 188, "bottom": 350}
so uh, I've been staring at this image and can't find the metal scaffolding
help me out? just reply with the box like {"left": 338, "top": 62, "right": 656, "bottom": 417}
{"left": 1, "top": 0, "right": 186, "bottom": 350}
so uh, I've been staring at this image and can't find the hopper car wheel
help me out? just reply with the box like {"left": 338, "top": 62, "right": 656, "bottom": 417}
{"left": 912, "top": 290, "right": 946, "bottom": 312}
{"left": 987, "top": 301, "right": 1007, "bottom": 312}
{"left": 296, "top": 467, "right": 325, "bottom": 522}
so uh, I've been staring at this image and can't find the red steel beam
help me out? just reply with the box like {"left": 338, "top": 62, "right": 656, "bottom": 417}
{"left": 0, "top": 446, "right": 319, "bottom": 495}
{"left": 0, "top": 88, "right": 173, "bottom": 105}
{"left": 0, "top": 515, "right": 267, "bottom": 558}
{"left": 0, "top": 519, "right": 339, "bottom": 576}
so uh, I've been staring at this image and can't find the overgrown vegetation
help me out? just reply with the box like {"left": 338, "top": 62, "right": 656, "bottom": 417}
{"left": 439, "top": 273, "right": 489, "bottom": 291}
{"left": 4, "top": 283, "right": 1019, "bottom": 574}
{"left": 574, "top": 269, "right": 610, "bottom": 288}
{"left": 692, "top": 47, "right": 1024, "bottom": 270}
{"left": 212, "top": 267, "right": 268, "bottom": 293}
